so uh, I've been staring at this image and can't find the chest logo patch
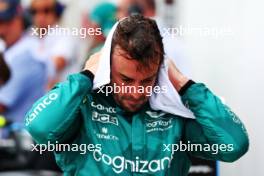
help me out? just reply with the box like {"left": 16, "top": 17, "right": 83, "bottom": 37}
{"left": 92, "top": 111, "right": 119, "bottom": 126}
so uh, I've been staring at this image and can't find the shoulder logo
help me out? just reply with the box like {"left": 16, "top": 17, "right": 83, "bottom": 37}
{"left": 25, "top": 92, "right": 58, "bottom": 126}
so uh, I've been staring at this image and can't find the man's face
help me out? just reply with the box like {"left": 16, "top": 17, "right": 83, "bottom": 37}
{"left": 31, "top": 0, "right": 58, "bottom": 29}
{"left": 0, "top": 17, "right": 23, "bottom": 48}
{"left": 111, "top": 45, "right": 160, "bottom": 112}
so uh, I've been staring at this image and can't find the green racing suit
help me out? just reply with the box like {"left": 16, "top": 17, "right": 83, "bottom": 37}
{"left": 24, "top": 71, "right": 249, "bottom": 176}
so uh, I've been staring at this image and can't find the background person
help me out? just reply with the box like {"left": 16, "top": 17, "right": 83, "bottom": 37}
{"left": 0, "top": 0, "right": 60, "bottom": 172}
{"left": 28, "top": 0, "right": 80, "bottom": 89}
{"left": 0, "top": 0, "right": 47, "bottom": 123}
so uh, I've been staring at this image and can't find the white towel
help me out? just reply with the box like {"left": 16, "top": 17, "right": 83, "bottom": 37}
{"left": 92, "top": 21, "right": 195, "bottom": 119}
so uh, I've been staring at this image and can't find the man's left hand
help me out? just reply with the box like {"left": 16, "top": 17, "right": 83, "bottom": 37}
{"left": 168, "top": 59, "right": 189, "bottom": 92}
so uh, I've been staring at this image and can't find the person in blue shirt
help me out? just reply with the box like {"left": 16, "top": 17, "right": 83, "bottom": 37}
{"left": 0, "top": 0, "right": 47, "bottom": 123}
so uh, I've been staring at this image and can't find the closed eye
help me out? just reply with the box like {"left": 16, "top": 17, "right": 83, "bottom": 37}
{"left": 122, "top": 78, "right": 133, "bottom": 83}
{"left": 141, "top": 78, "right": 154, "bottom": 84}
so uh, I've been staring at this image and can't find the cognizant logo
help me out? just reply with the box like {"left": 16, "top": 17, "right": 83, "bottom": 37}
{"left": 146, "top": 119, "right": 172, "bottom": 128}
{"left": 93, "top": 150, "right": 173, "bottom": 174}
{"left": 25, "top": 93, "right": 58, "bottom": 126}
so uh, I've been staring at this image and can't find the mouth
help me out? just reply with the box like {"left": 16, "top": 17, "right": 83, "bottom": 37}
{"left": 126, "top": 99, "right": 141, "bottom": 104}
{"left": 125, "top": 99, "right": 145, "bottom": 109}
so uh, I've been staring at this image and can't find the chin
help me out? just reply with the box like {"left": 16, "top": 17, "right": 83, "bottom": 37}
{"left": 126, "top": 108, "right": 140, "bottom": 113}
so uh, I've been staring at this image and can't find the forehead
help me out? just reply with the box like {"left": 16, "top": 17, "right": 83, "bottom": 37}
{"left": 31, "top": 0, "right": 55, "bottom": 8}
{"left": 111, "top": 45, "right": 159, "bottom": 78}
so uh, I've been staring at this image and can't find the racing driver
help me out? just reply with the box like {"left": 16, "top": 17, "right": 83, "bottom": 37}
{"left": 25, "top": 15, "right": 249, "bottom": 176}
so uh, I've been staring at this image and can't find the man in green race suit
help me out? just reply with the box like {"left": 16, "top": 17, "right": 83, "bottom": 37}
{"left": 25, "top": 15, "right": 249, "bottom": 176}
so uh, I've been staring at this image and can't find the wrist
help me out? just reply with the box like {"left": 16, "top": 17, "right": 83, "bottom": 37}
{"left": 178, "top": 80, "right": 196, "bottom": 95}
{"left": 81, "top": 70, "right": 95, "bottom": 81}
{"left": 171, "top": 75, "right": 189, "bottom": 92}
{"left": 167, "top": 59, "right": 189, "bottom": 92}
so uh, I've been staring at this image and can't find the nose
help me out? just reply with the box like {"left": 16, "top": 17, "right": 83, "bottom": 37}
{"left": 129, "top": 83, "right": 144, "bottom": 101}
{"left": 130, "top": 91, "right": 143, "bottom": 101}
{"left": 34, "top": 14, "right": 48, "bottom": 27}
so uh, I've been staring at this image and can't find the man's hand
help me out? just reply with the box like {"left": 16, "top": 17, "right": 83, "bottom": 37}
{"left": 84, "top": 52, "right": 101, "bottom": 75}
{"left": 168, "top": 59, "right": 189, "bottom": 92}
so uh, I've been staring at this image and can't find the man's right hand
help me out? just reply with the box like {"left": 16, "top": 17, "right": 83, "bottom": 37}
{"left": 83, "top": 52, "right": 101, "bottom": 75}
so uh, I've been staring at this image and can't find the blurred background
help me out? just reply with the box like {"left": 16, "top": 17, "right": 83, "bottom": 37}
{"left": 0, "top": 0, "right": 263, "bottom": 175}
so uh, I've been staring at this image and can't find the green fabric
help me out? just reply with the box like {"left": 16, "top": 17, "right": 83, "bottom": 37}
{"left": 25, "top": 73, "right": 249, "bottom": 176}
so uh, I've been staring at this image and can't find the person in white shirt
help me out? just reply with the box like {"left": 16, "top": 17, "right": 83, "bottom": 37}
{"left": 27, "top": 0, "right": 79, "bottom": 88}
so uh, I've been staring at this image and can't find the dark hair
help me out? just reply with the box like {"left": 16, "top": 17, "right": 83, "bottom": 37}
{"left": 111, "top": 14, "right": 164, "bottom": 67}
